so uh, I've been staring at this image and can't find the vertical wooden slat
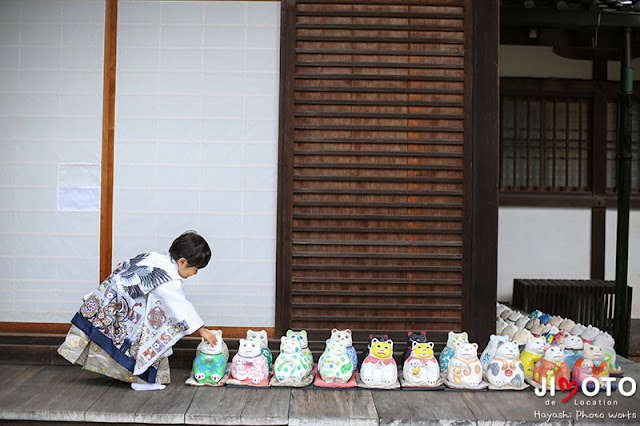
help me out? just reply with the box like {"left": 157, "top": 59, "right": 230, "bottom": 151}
{"left": 275, "top": 0, "right": 297, "bottom": 336}
{"left": 526, "top": 98, "right": 530, "bottom": 189}
{"left": 540, "top": 97, "right": 546, "bottom": 188}
{"left": 552, "top": 99, "right": 557, "bottom": 189}
{"left": 99, "top": 0, "right": 118, "bottom": 281}
{"left": 513, "top": 97, "right": 518, "bottom": 188}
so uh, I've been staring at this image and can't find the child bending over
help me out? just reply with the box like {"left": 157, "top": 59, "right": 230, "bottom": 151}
{"left": 58, "top": 230, "right": 217, "bottom": 391}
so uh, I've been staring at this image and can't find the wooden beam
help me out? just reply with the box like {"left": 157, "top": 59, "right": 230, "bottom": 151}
{"left": 462, "top": 0, "right": 499, "bottom": 349}
{"left": 99, "top": 0, "right": 118, "bottom": 282}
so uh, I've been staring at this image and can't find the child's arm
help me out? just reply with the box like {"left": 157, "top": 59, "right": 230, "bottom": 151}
{"left": 192, "top": 326, "right": 218, "bottom": 346}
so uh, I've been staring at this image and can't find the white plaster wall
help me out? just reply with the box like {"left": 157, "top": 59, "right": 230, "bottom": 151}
{"left": 497, "top": 207, "right": 592, "bottom": 303}
{"left": 0, "top": 0, "right": 104, "bottom": 323}
{"left": 605, "top": 210, "right": 640, "bottom": 318}
{"left": 112, "top": 1, "right": 280, "bottom": 328}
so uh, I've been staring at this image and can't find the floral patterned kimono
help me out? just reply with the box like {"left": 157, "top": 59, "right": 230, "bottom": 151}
{"left": 58, "top": 252, "right": 204, "bottom": 384}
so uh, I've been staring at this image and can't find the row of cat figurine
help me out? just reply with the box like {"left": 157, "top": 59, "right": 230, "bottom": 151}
{"left": 188, "top": 328, "right": 533, "bottom": 390}
{"left": 493, "top": 303, "right": 622, "bottom": 390}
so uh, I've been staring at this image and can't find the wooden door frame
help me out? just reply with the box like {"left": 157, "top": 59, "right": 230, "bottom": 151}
{"left": 275, "top": 0, "right": 501, "bottom": 343}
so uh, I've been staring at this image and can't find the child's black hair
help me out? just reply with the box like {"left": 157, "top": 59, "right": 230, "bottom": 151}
{"left": 169, "top": 231, "right": 211, "bottom": 269}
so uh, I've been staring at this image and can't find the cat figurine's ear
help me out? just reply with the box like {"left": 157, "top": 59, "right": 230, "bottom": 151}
{"left": 412, "top": 341, "right": 419, "bottom": 349}
{"left": 461, "top": 332, "right": 468, "bottom": 340}
{"left": 369, "top": 334, "right": 375, "bottom": 340}
{"left": 286, "top": 330, "right": 294, "bottom": 337}
{"left": 332, "top": 328, "right": 338, "bottom": 334}
{"left": 420, "top": 331, "right": 426, "bottom": 336}
{"left": 471, "top": 343, "right": 478, "bottom": 350}
{"left": 427, "top": 342, "right": 434, "bottom": 349}
{"left": 345, "top": 329, "right": 351, "bottom": 335}
{"left": 281, "top": 336, "right": 287, "bottom": 343}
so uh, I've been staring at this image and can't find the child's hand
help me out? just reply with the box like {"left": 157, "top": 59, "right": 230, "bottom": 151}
{"left": 194, "top": 327, "right": 218, "bottom": 346}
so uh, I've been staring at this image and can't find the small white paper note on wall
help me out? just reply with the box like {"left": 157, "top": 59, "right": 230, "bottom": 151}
{"left": 57, "top": 164, "right": 101, "bottom": 212}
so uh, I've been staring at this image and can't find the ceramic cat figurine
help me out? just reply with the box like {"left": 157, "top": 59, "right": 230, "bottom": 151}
{"left": 552, "top": 330, "right": 566, "bottom": 345}
{"left": 447, "top": 342, "right": 483, "bottom": 387}
{"left": 286, "top": 330, "right": 313, "bottom": 365}
{"left": 571, "top": 323, "right": 586, "bottom": 336}
{"left": 572, "top": 343, "right": 609, "bottom": 386}
{"left": 532, "top": 345, "right": 570, "bottom": 389}
{"left": 529, "top": 309, "right": 543, "bottom": 319}
{"left": 593, "top": 332, "right": 621, "bottom": 374}
{"left": 330, "top": 329, "right": 357, "bottom": 373}
{"left": 530, "top": 323, "right": 544, "bottom": 337}
{"left": 486, "top": 341, "right": 525, "bottom": 389}
{"left": 274, "top": 335, "right": 312, "bottom": 383}
{"left": 360, "top": 338, "right": 397, "bottom": 387}
{"left": 538, "top": 313, "right": 551, "bottom": 324}
{"left": 318, "top": 339, "right": 353, "bottom": 383}
{"left": 480, "top": 334, "right": 509, "bottom": 372}
{"left": 246, "top": 329, "right": 272, "bottom": 370}
{"left": 558, "top": 318, "right": 576, "bottom": 333}
{"left": 580, "top": 325, "right": 600, "bottom": 344}
{"left": 502, "top": 324, "right": 518, "bottom": 341}
{"left": 499, "top": 307, "right": 513, "bottom": 320}
{"left": 231, "top": 338, "right": 269, "bottom": 384}
{"left": 525, "top": 317, "right": 540, "bottom": 330}
{"left": 563, "top": 333, "right": 584, "bottom": 372}
{"left": 402, "top": 341, "right": 440, "bottom": 386}
{"left": 439, "top": 331, "right": 468, "bottom": 373}
{"left": 512, "top": 328, "right": 533, "bottom": 347}
{"left": 520, "top": 336, "right": 545, "bottom": 377}
{"left": 192, "top": 330, "right": 228, "bottom": 385}
{"left": 403, "top": 331, "right": 428, "bottom": 363}
{"left": 515, "top": 316, "right": 529, "bottom": 329}
{"left": 507, "top": 311, "right": 524, "bottom": 323}
{"left": 548, "top": 315, "right": 563, "bottom": 327}
{"left": 496, "top": 319, "right": 509, "bottom": 335}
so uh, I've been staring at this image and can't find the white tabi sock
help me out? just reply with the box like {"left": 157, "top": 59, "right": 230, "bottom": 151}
{"left": 131, "top": 382, "right": 166, "bottom": 391}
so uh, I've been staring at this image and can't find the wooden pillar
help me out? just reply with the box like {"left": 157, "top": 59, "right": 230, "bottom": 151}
{"left": 99, "top": 0, "right": 118, "bottom": 281}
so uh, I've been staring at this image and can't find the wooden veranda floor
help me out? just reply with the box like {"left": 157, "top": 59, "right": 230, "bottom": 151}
{"left": 0, "top": 358, "right": 639, "bottom": 425}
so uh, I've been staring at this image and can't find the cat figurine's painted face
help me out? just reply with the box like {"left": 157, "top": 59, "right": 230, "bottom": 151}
{"left": 325, "top": 338, "right": 347, "bottom": 355}
{"left": 197, "top": 330, "right": 223, "bottom": 355}
{"left": 454, "top": 342, "right": 478, "bottom": 361}
{"left": 524, "top": 336, "right": 546, "bottom": 354}
{"left": 543, "top": 345, "right": 565, "bottom": 363}
{"left": 246, "top": 330, "right": 268, "bottom": 349}
{"left": 563, "top": 334, "right": 584, "bottom": 351}
{"left": 582, "top": 343, "right": 605, "bottom": 362}
{"left": 412, "top": 341, "right": 434, "bottom": 359}
{"left": 238, "top": 339, "right": 262, "bottom": 357}
{"left": 494, "top": 341, "right": 519, "bottom": 360}
{"left": 286, "top": 330, "right": 308, "bottom": 348}
{"left": 446, "top": 331, "right": 469, "bottom": 349}
{"left": 370, "top": 338, "right": 393, "bottom": 359}
{"left": 280, "top": 335, "right": 302, "bottom": 354}
{"left": 330, "top": 329, "right": 353, "bottom": 347}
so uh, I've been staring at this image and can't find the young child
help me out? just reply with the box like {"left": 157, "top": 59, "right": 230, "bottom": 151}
{"left": 57, "top": 230, "right": 217, "bottom": 391}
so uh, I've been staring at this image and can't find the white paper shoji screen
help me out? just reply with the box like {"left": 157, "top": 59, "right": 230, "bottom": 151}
{"left": 113, "top": 1, "right": 281, "bottom": 327}
{"left": 0, "top": 0, "right": 105, "bottom": 322}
